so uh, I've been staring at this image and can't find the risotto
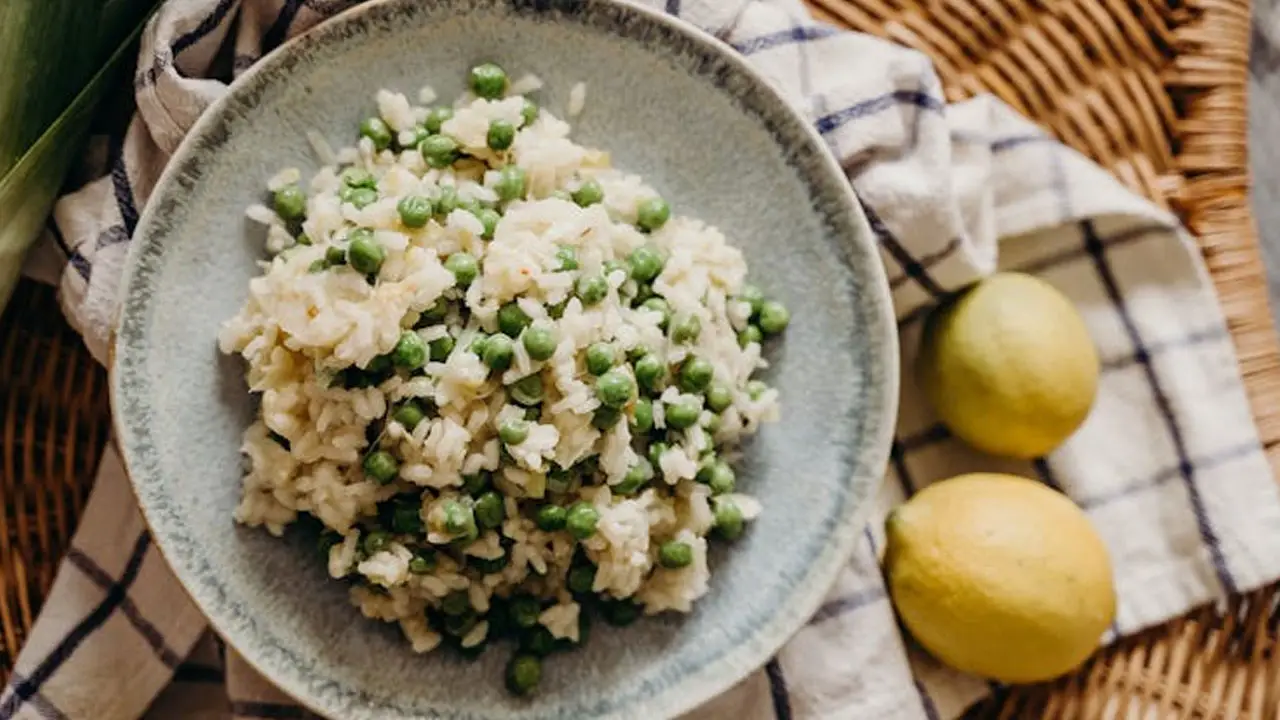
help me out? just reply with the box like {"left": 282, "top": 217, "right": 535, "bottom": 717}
{"left": 218, "top": 63, "right": 789, "bottom": 696}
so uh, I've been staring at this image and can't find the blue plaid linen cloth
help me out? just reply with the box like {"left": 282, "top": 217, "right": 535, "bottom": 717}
{"left": 9, "top": 0, "right": 1280, "bottom": 718}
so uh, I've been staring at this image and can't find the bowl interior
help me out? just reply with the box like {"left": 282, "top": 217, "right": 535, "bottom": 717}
{"left": 113, "top": 1, "right": 896, "bottom": 718}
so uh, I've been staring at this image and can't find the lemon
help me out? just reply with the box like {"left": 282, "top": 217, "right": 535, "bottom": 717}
{"left": 917, "top": 272, "right": 1098, "bottom": 458}
{"left": 884, "top": 473, "right": 1115, "bottom": 683}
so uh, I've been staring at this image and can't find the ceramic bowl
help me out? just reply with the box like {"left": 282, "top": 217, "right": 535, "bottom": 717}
{"left": 112, "top": 0, "right": 898, "bottom": 717}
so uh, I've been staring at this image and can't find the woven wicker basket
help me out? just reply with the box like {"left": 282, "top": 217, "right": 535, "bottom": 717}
{"left": 3, "top": 0, "right": 1279, "bottom": 716}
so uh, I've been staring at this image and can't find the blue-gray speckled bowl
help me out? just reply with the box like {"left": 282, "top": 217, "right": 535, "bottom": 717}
{"left": 112, "top": 1, "right": 898, "bottom": 717}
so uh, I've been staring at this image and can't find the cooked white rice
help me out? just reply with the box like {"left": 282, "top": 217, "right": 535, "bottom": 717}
{"left": 219, "top": 67, "right": 784, "bottom": 688}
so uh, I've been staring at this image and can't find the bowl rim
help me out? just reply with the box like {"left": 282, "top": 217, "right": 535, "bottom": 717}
{"left": 110, "top": 0, "right": 900, "bottom": 717}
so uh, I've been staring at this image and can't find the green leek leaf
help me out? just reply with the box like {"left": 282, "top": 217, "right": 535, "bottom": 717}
{"left": 0, "top": 0, "right": 161, "bottom": 310}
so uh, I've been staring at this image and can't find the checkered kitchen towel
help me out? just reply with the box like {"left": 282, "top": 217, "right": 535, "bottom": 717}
{"left": 8, "top": 0, "right": 1280, "bottom": 718}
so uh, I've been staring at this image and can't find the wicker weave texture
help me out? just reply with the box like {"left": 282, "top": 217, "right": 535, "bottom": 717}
{"left": 3, "top": 0, "right": 1280, "bottom": 717}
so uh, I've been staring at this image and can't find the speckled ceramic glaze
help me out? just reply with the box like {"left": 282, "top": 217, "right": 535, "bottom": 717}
{"left": 112, "top": 1, "right": 898, "bottom": 717}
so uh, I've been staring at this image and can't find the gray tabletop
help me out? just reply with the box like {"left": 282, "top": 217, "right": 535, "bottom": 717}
{"left": 1251, "top": 1, "right": 1280, "bottom": 312}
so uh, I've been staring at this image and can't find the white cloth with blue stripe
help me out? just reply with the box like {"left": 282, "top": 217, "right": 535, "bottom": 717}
{"left": 9, "top": 0, "right": 1280, "bottom": 717}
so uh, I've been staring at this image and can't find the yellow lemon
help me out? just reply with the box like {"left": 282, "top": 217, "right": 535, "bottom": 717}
{"left": 917, "top": 272, "right": 1098, "bottom": 458}
{"left": 884, "top": 473, "right": 1115, "bottom": 683}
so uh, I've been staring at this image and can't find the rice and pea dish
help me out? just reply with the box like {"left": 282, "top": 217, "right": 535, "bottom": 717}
{"left": 219, "top": 63, "right": 790, "bottom": 696}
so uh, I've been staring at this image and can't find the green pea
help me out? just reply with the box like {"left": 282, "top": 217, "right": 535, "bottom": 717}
{"left": 393, "top": 401, "right": 426, "bottom": 430}
{"left": 738, "top": 284, "right": 765, "bottom": 317}
{"left": 508, "top": 374, "right": 545, "bottom": 406}
{"left": 566, "top": 502, "right": 600, "bottom": 540}
{"left": 505, "top": 654, "right": 542, "bottom": 696}
{"left": 398, "top": 124, "right": 430, "bottom": 150}
{"left": 273, "top": 185, "right": 306, "bottom": 221}
{"left": 442, "top": 590, "right": 472, "bottom": 616}
{"left": 636, "top": 197, "right": 670, "bottom": 232}
{"left": 469, "top": 334, "right": 491, "bottom": 357}
{"left": 397, "top": 195, "right": 433, "bottom": 228}
{"left": 474, "top": 491, "right": 505, "bottom": 530}
{"left": 428, "top": 334, "right": 455, "bottom": 361}
{"left": 555, "top": 245, "right": 579, "bottom": 271}
{"left": 520, "top": 626, "right": 556, "bottom": 657}
{"left": 694, "top": 454, "right": 717, "bottom": 484}
{"left": 469, "top": 62, "right": 508, "bottom": 99}
{"left": 391, "top": 501, "right": 424, "bottom": 534}
{"left": 443, "top": 500, "right": 476, "bottom": 535}
{"left": 595, "top": 369, "right": 634, "bottom": 408}
{"left": 424, "top": 106, "right": 453, "bottom": 134}
{"left": 545, "top": 467, "right": 573, "bottom": 495}
{"left": 634, "top": 354, "right": 666, "bottom": 393}
{"left": 362, "top": 530, "right": 392, "bottom": 555}
{"left": 294, "top": 232, "right": 313, "bottom": 246}
{"left": 658, "top": 540, "right": 693, "bottom": 569}
{"left": 392, "top": 330, "right": 427, "bottom": 369}
{"left": 483, "top": 334, "right": 515, "bottom": 371}
{"left": 346, "top": 186, "right": 378, "bottom": 209}
{"left": 497, "top": 302, "right": 531, "bottom": 337}
{"left": 648, "top": 442, "right": 669, "bottom": 470}
{"left": 738, "top": 325, "right": 763, "bottom": 347}
{"left": 631, "top": 398, "right": 654, "bottom": 433}
{"left": 408, "top": 551, "right": 437, "bottom": 574}
{"left": 679, "top": 356, "right": 714, "bottom": 393}
{"left": 571, "top": 179, "right": 604, "bottom": 207}
{"left": 363, "top": 450, "right": 399, "bottom": 484}
{"left": 639, "top": 297, "right": 671, "bottom": 329}
{"left": 499, "top": 418, "right": 530, "bottom": 445}
{"left": 575, "top": 274, "right": 609, "bottom": 306}
{"left": 548, "top": 300, "right": 568, "bottom": 319}
{"left": 308, "top": 259, "right": 328, "bottom": 273}
{"left": 706, "top": 384, "right": 734, "bottom": 413}
{"left": 487, "top": 119, "right": 516, "bottom": 150}
{"left": 664, "top": 398, "right": 700, "bottom": 430}
{"left": 536, "top": 504, "right": 568, "bottom": 531}
{"left": 325, "top": 245, "right": 347, "bottom": 266}
{"left": 568, "top": 564, "right": 596, "bottom": 594}
{"left": 494, "top": 165, "right": 526, "bottom": 201}
{"left": 759, "top": 300, "right": 790, "bottom": 334}
{"left": 746, "top": 379, "right": 768, "bottom": 400}
{"left": 509, "top": 595, "right": 542, "bottom": 629}
{"left": 614, "top": 458, "right": 653, "bottom": 495}
{"left": 627, "top": 245, "right": 664, "bottom": 283}
{"left": 591, "top": 406, "right": 621, "bottom": 430}
{"left": 360, "top": 117, "right": 393, "bottom": 150}
{"left": 445, "top": 252, "right": 479, "bottom": 286}
{"left": 347, "top": 230, "right": 385, "bottom": 274}
{"left": 585, "top": 343, "right": 615, "bottom": 376}
{"left": 601, "top": 599, "right": 641, "bottom": 627}
{"left": 714, "top": 498, "right": 746, "bottom": 540}
{"left": 671, "top": 314, "right": 701, "bottom": 344}
{"left": 419, "top": 300, "right": 449, "bottom": 325}
{"left": 340, "top": 167, "right": 377, "bottom": 188}
{"left": 520, "top": 98, "right": 539, "bottom": 127}
{"left": 477, "top": 208, "right": 501, "bottom": 239}
{"left": 708, "top": 462, "right": 735, "bottom": 495}
{"left": 442, "top": 608, "right": 478, "bottom": 636}
{"left": 462, "top": 471, "right": 491, "bottom": 496}
{"left": 703, "top": 412, "right": 722, "bottom": 435}
{"left": 420, "top": 134, "right": 460, "bottom": 168}
{"left": 435, "top": 183, "right": 460, "bottom": 213}
{"left": 522, "top": 327, "right": 557, "bottom": 361}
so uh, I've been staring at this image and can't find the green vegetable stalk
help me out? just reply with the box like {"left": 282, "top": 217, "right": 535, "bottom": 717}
{"left": 0, "top": 0, "right": 162, "bottom": 312}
